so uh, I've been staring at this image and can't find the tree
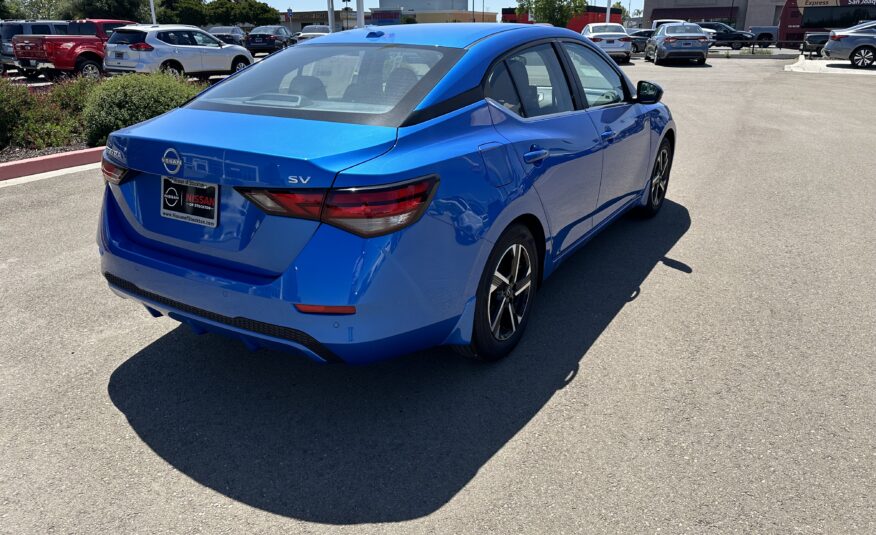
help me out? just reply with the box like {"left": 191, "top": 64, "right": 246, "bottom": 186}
{"left": 8, "top": 0, "right": 72, "bottom": 18}
{"left": 611, "top": 1, "right": 629, "bottom": 23}
{"left": 516, "top": 0, "right": 587, "bottom": 29}
{"left": 66, "top": 0, "right": 144, "bottom": 20}
{"left": 632, "top": 8, "right": 642, "bottom": 18}
{"left": 158, "top": 0, "right": 207, "bottom": 25}
{"left": 206, "top": 0, "right": 236, "bottom": 24}
{"left": 233, "top": 0, "right": 281, "bottom": 25}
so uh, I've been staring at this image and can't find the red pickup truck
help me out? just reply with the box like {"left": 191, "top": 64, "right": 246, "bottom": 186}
{"left": 12, "top": 19, "right": 134, "bottom": 79}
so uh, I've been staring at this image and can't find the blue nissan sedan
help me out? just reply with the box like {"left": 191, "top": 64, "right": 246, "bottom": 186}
{"left": 99, "top": 23, "right": 676, "bottom": 364}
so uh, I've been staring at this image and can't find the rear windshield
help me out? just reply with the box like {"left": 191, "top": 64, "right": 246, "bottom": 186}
{"left": 209, "top": 26, "right": 234, "bottom": 33}
{"left": 591, "top": 24, "right": 626, "bottom": 33}
{"left": 305, "top": 25, "right": 330, "bottom": 33}
{"left": 68, "top": 22, "right": 97, "bottom": 35}
{"left": 188, "top": 44, "right": 463, "bottom": 126}
{"left": 108, "top": 30, "right": 145, "bottom": 45}
{"left": 251, "top": 26, "right": 278, "bottom": 34}
{"left": 666, "top": 24, "right": 704, "bottom": 35}
{"left": 1, "top": 24, "right": 24, "bottom": 40}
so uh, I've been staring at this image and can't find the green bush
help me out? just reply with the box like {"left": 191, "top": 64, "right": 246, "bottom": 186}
{"left": 0, "top": 78, "right": 35, "bottom": 148}
{"left": 82, "top": 73, "right": 204, "bottom": 146}
{"left": 9, "top": 94, "right": 78, "bottom": 150}
{"left": 50, "top": 75, "right": 100, "bottom": 116}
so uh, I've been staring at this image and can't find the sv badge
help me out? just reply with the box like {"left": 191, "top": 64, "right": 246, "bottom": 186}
{"left": 288, "top": 175, "right": 312, "bottom": 184}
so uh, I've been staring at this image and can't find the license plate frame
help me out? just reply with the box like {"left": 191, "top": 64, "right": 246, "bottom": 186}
{"left": 114, "top": 51, "right": 124, "bottom": 59}
{"left": 160, "top": 176, "right": 219, "bottom": 228}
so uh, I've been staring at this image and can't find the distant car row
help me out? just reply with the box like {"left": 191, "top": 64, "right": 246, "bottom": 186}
{"left": 0, "top": 19, "right": 331, "bottom": 80}
{"left": 582, "top": 21, "right": 712, "bottom": 65}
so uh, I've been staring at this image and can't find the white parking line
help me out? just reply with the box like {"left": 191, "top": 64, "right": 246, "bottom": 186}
{"left": 0, "top": 162, "right": 101, "bottom": 189}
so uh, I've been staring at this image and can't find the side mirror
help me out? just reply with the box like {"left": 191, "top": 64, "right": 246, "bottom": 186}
{"left": 637, "top": 80, "right": 663, "bottom": 104}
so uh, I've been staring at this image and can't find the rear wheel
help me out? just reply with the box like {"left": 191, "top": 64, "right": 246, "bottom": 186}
{"left": 639, "top": 138, "right": 673, "bottom": 217}
{"left": 161, "top": 61, "right": 184, "bottom": 77}
{"left": 76, "top": 59, "right": 101, "bottom": 79}
{"left": 730, "top": 41, "right": 743, "bottom": 50}
{"left": 456, "top": 224, "right": 538, "bottom": 362}
{"left": 695, "top": 56, "right": 707, "bottom": 65}
{"left": 850, "top": 46, "right": 875, "bottom": 68}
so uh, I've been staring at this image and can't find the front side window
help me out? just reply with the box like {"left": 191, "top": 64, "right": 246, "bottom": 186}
{"left": 192, "top": 31, "right": 221, "bottom": 47}
{"left": 563, "top": 42, "right": 626, "bottom": 107}
{"left": 503, "top": 44, "right": 574, "bottom": 118}
{"left": 189, "top": 44, "right": 462, "bottom": 126}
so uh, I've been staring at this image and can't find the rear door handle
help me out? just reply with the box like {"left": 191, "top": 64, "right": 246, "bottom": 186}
{"left": 523, "top": 147, "right": 550, "bottom": 165}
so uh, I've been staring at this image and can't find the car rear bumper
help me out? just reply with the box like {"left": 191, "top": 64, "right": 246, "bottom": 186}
{"left": 822, "top": 41, "right": 850, "bottom": 60}
{"left": 658, "top": 47, "right": 708, "bottom": 59}
{"left": 246, "top": 43, "right": 282, "bottom": 52}
{"left": 98, "top": 186, "right": 471, "bottom": 364}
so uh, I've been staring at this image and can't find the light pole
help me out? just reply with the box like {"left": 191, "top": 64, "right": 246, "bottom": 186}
{"left": 149, "top": 0, "right": 157, "bottom": 24}
{"left": 605, "top": 0, "right": 611, "bottom": 23}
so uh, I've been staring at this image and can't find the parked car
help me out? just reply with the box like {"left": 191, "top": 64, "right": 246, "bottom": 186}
{"left": 104, "top": 24, "right": 253, "bottom": 77}
{"left": 645, "top": 23, "right": 709, "bottom": 65}
{"left": 208, "top": 26, "right": 245, "bottom": 47}
{"left": 629, "top": 29, "right": 654, "bottom": 53}
{"left": 802, "top": 32, "right": 830, "bottom": 56}
{"left": 652, "top": 20, "right": 716, "bottom": 45}
{"left": 98, "top": 24, "right": 676, "bottom": 364}
{"left": 1, "top": 20, "right": 68, "bottom": 77}
{"left": 581, "top": 23, "right": 632, "bottom": 63}
{"left": 12, "top": 19, "right": 132, "bottom": 79}
{"left": 246, "top": 25, "right": 294, "bottom": 53}
{"left": 295, "top": 25, "right": 331, "bottom": 43}
{"left": 748, "top": 25, "right": 778, "bottom": 48}
{"left": 823, "top": 20, "right": 876, "bottom": 68}
{"left": 696, "top": 21, "right": 755, "bottom": 49}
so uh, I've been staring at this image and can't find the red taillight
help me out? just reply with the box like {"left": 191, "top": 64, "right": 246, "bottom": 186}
{"left": 619, "top": 37, "right": 631, "bottom": 42}
{"left": 294, "top": 304, "right": 356, "bottom": 315}
{"left": 665, "top": 37, "right": 677, "bottom": 43}
{"left": 267, "top": 35, "right": 276, "bottom": 41}
{"left": 697, "top": 36, "right": 708, "bottom": 42}
{"left": 129, "top": 42, "right": 154, "bottom": 51}
{"left": 101, "top": 156, "right": 128, "bottom": 185}
{"left": 830, "top": 34, "right": 844, "bottom": 41}
{"left": 237, "top": 176, "right": 438, "bottom": 237}
{"left": 590, "top": 37, "right": 603, "bottom": 42}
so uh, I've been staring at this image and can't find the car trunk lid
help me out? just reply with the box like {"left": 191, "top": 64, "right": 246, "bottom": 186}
{"left": 107, "top": 108, "right": 397, "bottom": 276}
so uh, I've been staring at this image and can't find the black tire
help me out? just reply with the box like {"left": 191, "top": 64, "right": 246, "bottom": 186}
{"left": 695, "top": 56, "right": 707, "bottom": 65}
{"left": 160, "top": 61, "right": 184, "bottom": 77}
{"left": 850, "top": 46, "right": 875, "bottom": 69}
{"left": 76, "top": 59, "right": 102, "bottom": 79}
{"left": 22, "top": 69, "right": 41, "bottom": 81}
{"left": 231, "top": 57, "right": 249, "bottom": 73}
{"left": 730, "top": 41, "right": 743, "bottom": 50}
{"left": 757, "top": 40, "right": 770, "bottom": 48}
{"left": 639, "top": 138, "right": 673, "bottom": 217}
{"left": 456, "top": 224, "right": 539, "bottom": 362}
{"left": 653, "top": 54, "right": 662, "bottom": 65}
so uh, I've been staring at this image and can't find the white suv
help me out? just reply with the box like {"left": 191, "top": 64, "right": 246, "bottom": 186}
{"left": 104, "top": 24, "right": 253, "bottom": 77}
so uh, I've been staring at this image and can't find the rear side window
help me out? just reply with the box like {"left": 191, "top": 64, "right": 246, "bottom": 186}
{"left": 53, "top": 24, "right": 68, "bottom": 35}
{"left": 68, "top": 22, "right": 97, "bottom": 35}
{"left": 504, "top": 44, "right": 574, "bottom": 118}
{"left": 189, "top": 44, "right": 461, "bottom": 126}
{"left": 108, "top": 30, "right": 145, "bottom": 45}
{"left": 1, "top": 24, "right": 24, "bottom": 40}
{"left": 158, "top": 31, "right": 196, "bottom": 46}
{"left": 30, "top": 24, "right": 51, "bottom": 34}
{"left": 485, "top": 61, "right": 523, "bottom": 116}
{"left": 563, "top": 42, "right": 626, "bottom": 107}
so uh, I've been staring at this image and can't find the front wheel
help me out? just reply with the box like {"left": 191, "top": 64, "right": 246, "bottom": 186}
{"left": 231, "top": 58, "right": 249, "bottom": 73}
{"left": 730, "top": 41, "right": 743, "bottom": 50}
{"left": 850, "top": 46, "right": 875, "bottom": 68}
{"left": 639, "top": 138, "right": 673, "bottom": 217}
{"left": 457, "top": 224, "right": 538, "bottom": 362}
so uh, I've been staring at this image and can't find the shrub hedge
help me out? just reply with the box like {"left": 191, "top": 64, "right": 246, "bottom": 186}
{"left": 83, "top": 73, "right": 204, "bottom": 146}
{"left": 0, "top": 73, "right": 204, "bottom": 152}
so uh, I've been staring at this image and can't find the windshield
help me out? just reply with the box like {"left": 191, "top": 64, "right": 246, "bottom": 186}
{"left": 188, "top": 44, "right": 463, "bottom": 127}
{"left": 210, "top": 26, "right": 234, "bottom": 33}
{"left": 251, "top": 26, "right": 277, "bottom": 34}
{"left": 591, "top": 24, "right": 626, "bottom": 34}
{"left": 666, "top": 24, "right": 704, "bottom": 35}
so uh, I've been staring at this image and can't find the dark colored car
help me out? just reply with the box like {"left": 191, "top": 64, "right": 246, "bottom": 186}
{"left": 696, "top": 22, "right": 755, "bottom": 49}
{"left": 246, "top": 25, "right": 293, "bottom": 53}
{"left": 209, "top": 26, "right": 245, "bottom": 46}
{"left": 803, "top": 32, "right": 830, "bottom": 55}
{"left": 1, "top": 20, "right": 68, "bottom": 76}
{"left": 629, "top": 29, "right": 653, "bottom": 53}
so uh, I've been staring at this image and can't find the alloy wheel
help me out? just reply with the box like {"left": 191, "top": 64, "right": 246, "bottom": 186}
{"left": 651, "top": 147, "right": 670, "bottom": 206}
{"left": 852, "top": 47, "right": 874, "bottom": 68}
{"left": 487, "top": 243, "right": 533, "bottom": 341}
{"left": 81, "top": 63, "right": 100, "bottom": 79}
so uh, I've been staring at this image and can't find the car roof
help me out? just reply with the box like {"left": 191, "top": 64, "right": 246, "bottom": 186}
{"left": 114, "top": 24, "right": 202, "bottom": 32}
{"left": 303, "top": 23, "right": 572, "bottom": 49}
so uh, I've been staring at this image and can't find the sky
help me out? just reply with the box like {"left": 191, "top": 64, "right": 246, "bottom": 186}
{"left": 265, "top": 0, "right": 646, "bottom": 19}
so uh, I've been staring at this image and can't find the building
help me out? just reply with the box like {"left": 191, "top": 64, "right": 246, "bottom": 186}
{"left": 501, "top": 6, "right": 624, "bottom": 33}
{"left": 282, "top": 10, "right": 373, "bottom": 32}
{"left": 370, "top": 0, "right": 497, "bottom": 23}
{"left": 643, "top": 0, "right": 786, "bottom": 30}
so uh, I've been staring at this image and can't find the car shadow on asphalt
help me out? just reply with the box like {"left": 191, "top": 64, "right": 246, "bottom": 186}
{"left": 108, "top": 199, "right": 691, "bottom": 524}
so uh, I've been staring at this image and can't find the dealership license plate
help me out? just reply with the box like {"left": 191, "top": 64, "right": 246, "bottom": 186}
{"left": 607, "top": 39, "right": 615, "bottom": 44}
{"left": 683, "top": 41, "right": 692, "bottom": 46}
{"left": 160, "top": 177, "right": 218, "bottom": 227}
{"left": 115, "top": 51, "right": 123, "bottom": 58}
{"left": 254, "top": 38, "right": 262, "bottom": 42}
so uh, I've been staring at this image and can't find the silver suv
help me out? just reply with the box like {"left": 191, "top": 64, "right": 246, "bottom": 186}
{"left": 104, "top": 24, "right": 253, "bottom": 77}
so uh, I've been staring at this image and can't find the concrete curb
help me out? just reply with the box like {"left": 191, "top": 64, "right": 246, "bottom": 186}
{"left": 0, "top": 146, "right": 104, "bottom": 182}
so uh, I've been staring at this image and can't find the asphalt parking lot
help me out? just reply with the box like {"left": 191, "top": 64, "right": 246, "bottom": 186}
{"left": 1, "top": 59, "right": 874, "bottom": 533}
